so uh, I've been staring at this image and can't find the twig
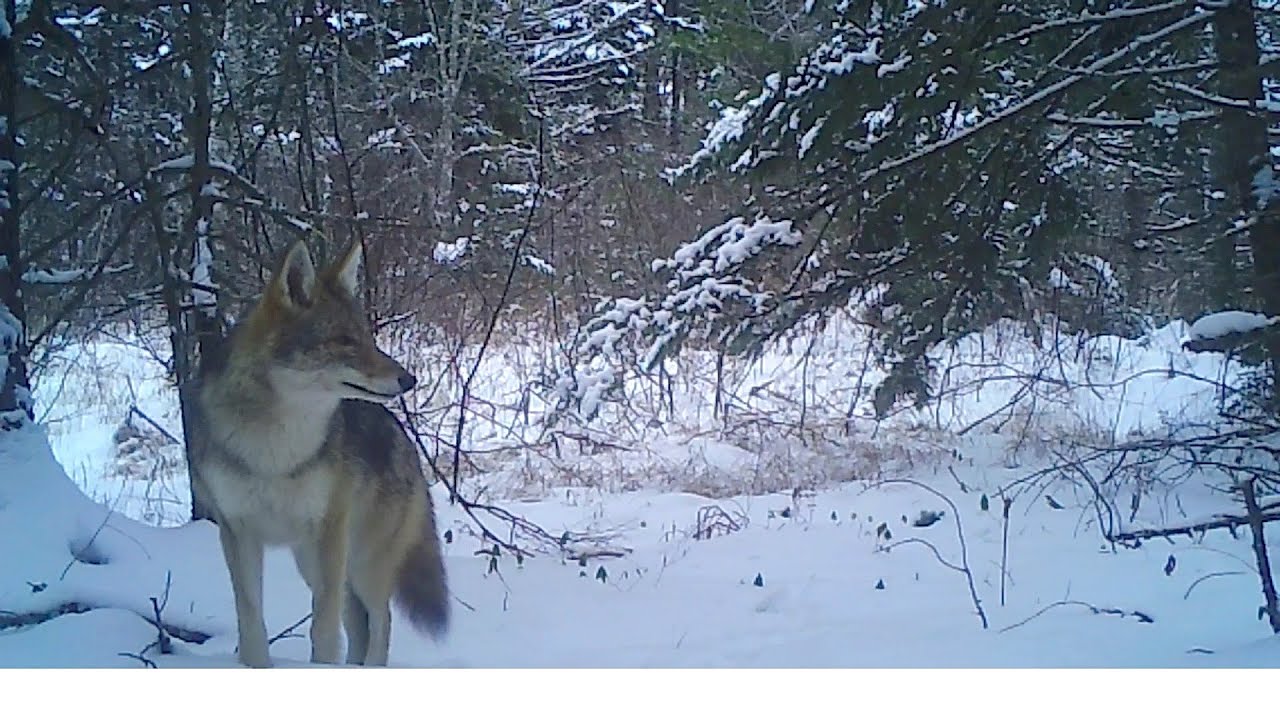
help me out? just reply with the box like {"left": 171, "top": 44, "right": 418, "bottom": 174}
{"left": 1050, "top": 447, "right": 1119, "bottom": 548}
{"left": 400, "top": 394, "right": 628, "bottom": 560}
{"left": 60, "top": 494, "right": 125, "bottom": 581}
{"left": 127, "top": 404, "right": 181, "bottom": 444}
{"left": 999, "top": 600, "right": 1154, "bottom": 633}
{"left": 694, "top": 504, "right": 747, "bottom": 540}
{"left": 956, "top": 380, "right": 1033, "bottom": 436}
{"left": 117, "top": 651, "right": 157, "bottom": 668}
{"left": 881, "top": 537, "right": 965, "bottom": 573}
{"left": 139, "top": 572, "right": 174, "bottom": 654}
{"left": 1000, "top": 496, "right": 1012, "bottom": 607}
{"left": 149, "top": 596, "right": 172, "bottom": 654}
{"left": 872, "top": 478, "right": 988, "bottom": 629}
{"left": 269, "top": 613, "right": 312, "bottom": 645}
{"left": 1183, "top": 571, "right": 1247, "bottom": 600}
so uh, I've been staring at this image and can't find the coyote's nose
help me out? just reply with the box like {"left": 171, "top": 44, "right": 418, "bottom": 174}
{"left": 398, "top": 372, "right": 417, "bottom": 393}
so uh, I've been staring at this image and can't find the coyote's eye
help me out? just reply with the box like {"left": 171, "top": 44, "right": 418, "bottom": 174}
{"left": 335, "top": 335, "right": 359, "bottom": 349}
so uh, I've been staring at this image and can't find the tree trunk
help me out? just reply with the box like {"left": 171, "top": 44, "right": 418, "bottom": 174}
{"left": 1211, "top": 0, "right": 1280, "bottom": 398}
{"left": 1241, "top": 477, "right": 1280, "bottom": 634}
{"left": 642, "top": 55, "right": 660, "bottom": 124}
{"left": 667, "top": 0, "right": 683, "bottom": 150}
{"left": 145, "top": 169, "right": 198, "bottom": 509}
{"left": 0, "top": 0, "right": 32, "bottom": 431}
{"left": 181, "top": 0, "right": 226, "bottom": 522}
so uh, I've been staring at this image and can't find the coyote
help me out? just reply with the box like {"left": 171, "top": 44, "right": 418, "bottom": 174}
{"left": 187, "top": 240, "right": 448, "bottom": 668}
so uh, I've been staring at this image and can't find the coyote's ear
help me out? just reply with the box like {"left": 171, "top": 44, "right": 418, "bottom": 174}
{"left": 270, "top": 241, "right": 316, "bottom": 310}
{"left": 330, "top": 241, "right": 363, "bottom": 297}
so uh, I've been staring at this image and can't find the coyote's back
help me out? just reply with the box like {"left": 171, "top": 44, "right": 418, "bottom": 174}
{"left": 188, "top": 240, "right": 448, "bottom": 668}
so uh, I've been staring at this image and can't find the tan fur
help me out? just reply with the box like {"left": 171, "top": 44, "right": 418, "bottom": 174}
{"left": 188, "top": 240, "right": 448, "bottom": 668}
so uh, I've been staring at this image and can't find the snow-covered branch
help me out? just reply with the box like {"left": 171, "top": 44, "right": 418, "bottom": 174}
{"left": 552, "top": 217, "right": 802, "bottom": 421}
{"left": 22, "top": 263, "right": 133, "bottom": 285}
{"left": 859, "top": 9, "right": 1214, "bottom": 185}
{"left": 985, "top": 0, "right": 1196, "bottom": 51}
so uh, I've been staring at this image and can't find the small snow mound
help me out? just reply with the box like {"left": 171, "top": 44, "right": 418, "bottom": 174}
{"left": 1187, "top": 310, "right": 1279, "bottom": 341}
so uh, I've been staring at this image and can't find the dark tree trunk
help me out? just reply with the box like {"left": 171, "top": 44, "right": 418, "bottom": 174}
{"left": 642, "top": 56, "right": 660, "bottom": 124}
{"left": 0, "top": 0, "right": 32, "bottom": 431}
{"left": 667, "top": 0, "right": 683, "bottom": 150}
{"left": 181, "top": 0, "right": 226, "bottom": 522}
{"left": 1241, "top": 478, "right": 1280, "bottom": 634}
{"left": 1211, "top": 0, "right": 1280, "bottom": 397}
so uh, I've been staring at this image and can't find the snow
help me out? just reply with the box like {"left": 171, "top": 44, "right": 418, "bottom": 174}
{"left": 0, "top": 300, "right": 24, "bottom": 427}
{"left": 6, "top": 312, "right": 1280, "bottom": 669}
{"left": 36, "top": 338, "right": 189, "bottom": 524}
{"left": 152, "top": 154, "right": 195, "bottom": 171}
{"left": 1254, "top": 166, "right": 1280, "bottom": 210}
{"left": 876, "top": 52, "right": 911, "bottom": 78}
{"left": 5, "top": 412, "right": 1280, "bottom": 668}
{"left": 665, "top": 217, "right": 800, "bottom": 274}
{"left": 152, "top": 154, "right": 239, "bottom": 176}
{"left": 324, "top": 9, "right": 368, "bottom": 33}
{"left": 798, "top": 116, "right": 826, "bottom": 159}
{"left": 816, "top": 36, "right": 881, "bottom": 75}
{"left": 23, "top": 267, "right": 87, "bottom": 284}
{"left": 395, "top": 32, "right": 436, "bottom": 49}
{"left": 1188, "top": 310, "right": 1279, "bottom": 341}
{"left": 433, "top": 237, "right": 470, "bottom": 266}
{"left": 672, "top": 102, "right": 764, "bottom": 177}
{"left": 522, "top": 254, "right": 556, "bottom": 276}
{"left": 190, "top": 233, "right": 216, "bottom": 314}
{"left": 1048, "top": 266, "right": 1078, "bottom": 292}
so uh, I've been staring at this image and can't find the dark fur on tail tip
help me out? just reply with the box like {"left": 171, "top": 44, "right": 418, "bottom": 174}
{"left": 394, "top": 533, "right": 450, "bottom": 638}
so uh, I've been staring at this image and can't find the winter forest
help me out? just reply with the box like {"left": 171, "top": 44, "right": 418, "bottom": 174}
{"left": 5, "top": 0, "right": 1280, "bottom": 669}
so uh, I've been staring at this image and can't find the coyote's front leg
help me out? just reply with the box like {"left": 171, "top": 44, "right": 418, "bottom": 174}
{"left": 293, "top": 506, "right": 350, "bottom": 665}
{"left": 218, "top": 522, "right": 271, "bottom": 668}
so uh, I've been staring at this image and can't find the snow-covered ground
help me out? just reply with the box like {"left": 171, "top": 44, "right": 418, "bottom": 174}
{"left": 3, "top": 316, "right": 1280, "bottom": 668}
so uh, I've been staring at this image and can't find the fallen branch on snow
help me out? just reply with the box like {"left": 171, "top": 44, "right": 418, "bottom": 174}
{"left": 0, "top": 601, "right": 93, "bottom": 629}
{"left": 0, "top": 599, "right": 212, "bottom": 645}
{"left": 1110, "top": 508, "right": 1280, "bottom": 547}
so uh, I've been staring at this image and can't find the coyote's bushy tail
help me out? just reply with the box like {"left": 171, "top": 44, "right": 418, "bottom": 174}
{"left": 394, "top": 513, "right": 450, "bottom": 639}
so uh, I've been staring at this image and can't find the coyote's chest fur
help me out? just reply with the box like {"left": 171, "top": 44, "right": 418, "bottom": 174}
{"left": 201, "top": 458, "right": 336, "bottom": 543}
{"left": 195, "top": 390, "right": 343, "bottom": 543}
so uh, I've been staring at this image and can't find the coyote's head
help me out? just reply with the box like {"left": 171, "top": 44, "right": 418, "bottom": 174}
{"left": 248, "top": 240, "right": 415, "bottom": 405}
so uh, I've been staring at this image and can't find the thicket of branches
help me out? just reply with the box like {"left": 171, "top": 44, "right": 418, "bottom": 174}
{"left": 5, "top": 1, "right": 1280, "bottom": 626}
